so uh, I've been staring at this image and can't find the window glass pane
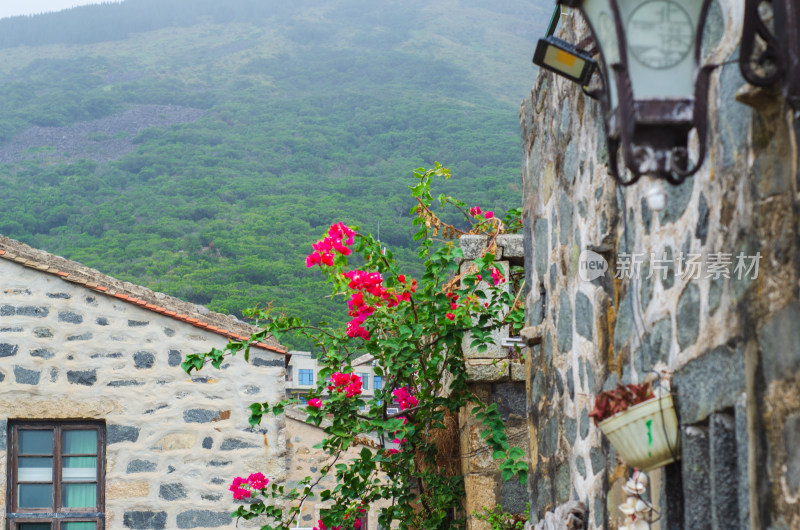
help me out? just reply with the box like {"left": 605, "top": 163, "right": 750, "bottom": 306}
{"left": 298, "top": 369, "right": 314, "bottom": 385}
{"left": 359, "top": 373, "right": 369, "bottom": 390}
{"left": 373, "top": 376, "right": 382, "bottom": 390}
{"left": 63, "top": 457, "right": 97, "bottom": 481}
{"left": 18, "top": 483, "right": 52, "bottom": 508}
{"left": 62, "top": 430, "right": 97, "bottom": 455}
{"left": 63, "top": 482, "right": 97, "bottom": 508}
{"left": 63, "top": 522, "right": 97, "bottom": 530}
{"left": 18, "top": 457, "right": 53, "bottom": 481}
{"left": 19, "top": 430, "right": 53, "bottom": 454}
{"left": 18, "top": 524, "right": 52, "bottom": 530}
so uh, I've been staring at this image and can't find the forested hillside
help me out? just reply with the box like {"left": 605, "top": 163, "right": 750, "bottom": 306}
{"left": 0, "top": 0, "right": 548, "bottom": 349}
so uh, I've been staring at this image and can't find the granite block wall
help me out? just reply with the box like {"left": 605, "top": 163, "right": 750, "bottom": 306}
{"left": 520, "top": 2, "right": 800, "bottom": 528}
{"left": 0, "top": 257, "right": 287, "bottom": 529}
{"left": 457, "top": 235, "right": 530, "bottom": 530}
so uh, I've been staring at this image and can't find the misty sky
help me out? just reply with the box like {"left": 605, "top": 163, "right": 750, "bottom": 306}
{"left": 0, "top": 1, "right": 118, "bottom": 20}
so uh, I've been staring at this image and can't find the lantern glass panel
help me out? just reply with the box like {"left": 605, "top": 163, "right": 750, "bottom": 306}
{"left": 620, "top": 0, "right": 702, "bottom": 100}
{"left": 581, "top": 0, "right": 621, "bottom": 107}
{"left": 580, "top": 0, "right": 703, "bottom": 109}
{"left": 543, "top": 45, "right": 589, "bottom": 80}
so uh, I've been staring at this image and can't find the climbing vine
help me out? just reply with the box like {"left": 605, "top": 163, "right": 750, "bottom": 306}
{"left": 183, "top": 164, "right": 527, "bottom": 529}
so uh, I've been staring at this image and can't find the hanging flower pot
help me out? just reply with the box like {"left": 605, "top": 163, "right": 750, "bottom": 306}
{"left": 590, "top": 382, "right": 680, "bottom": 472}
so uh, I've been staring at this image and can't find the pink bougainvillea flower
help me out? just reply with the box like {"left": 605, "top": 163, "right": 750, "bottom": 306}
{"left": 229, "top": 476, "right": 252, "bottom": 500}
{"left": 469, "top": 206, "right": 482, "bottom": 217}
{"left": 392, "top": 387, "right": 419, "bottom": 410}
{"left": 306, "top": 223, "right": 355, "bottom": 268}
{"left": 446, "top": 312, "right": 455, "bottom": 321}
{"left": 485, "top": 211, "right": 494, "bottom": 219}
{"left": 329, "top": 372, "right": 363, "bottom": 397}
{"left": 476, "top": 274, "right": 482, "bottom": 281}
{"left": 247, "top": 472, "right": 269, "bottom": 489}
{"left": 398, "top": 274, "right": 406, "bottom": 283}
{"left": 386, "top": 448, "right": 399, "bottom": 455}
{"left": 491, "top": 267, "right": 505, "bottom": 285}
{"left": 308, "top": 398, "right": 323, "bottom": 409}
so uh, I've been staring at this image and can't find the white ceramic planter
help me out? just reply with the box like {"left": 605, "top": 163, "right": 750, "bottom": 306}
{"left": 598, "top": 394, "right": 680, "bottom": 472}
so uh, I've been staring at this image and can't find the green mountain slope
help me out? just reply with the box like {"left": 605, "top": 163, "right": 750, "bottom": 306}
{"left": 0, "top": 0, "right": 548, "bottom": 349}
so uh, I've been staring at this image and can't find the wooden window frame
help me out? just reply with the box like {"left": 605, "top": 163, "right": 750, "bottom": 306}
{"left": 6, "top": 420, "right": 105, "bottom": 530}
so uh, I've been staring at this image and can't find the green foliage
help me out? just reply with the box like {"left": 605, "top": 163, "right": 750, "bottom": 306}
{"left": 472, "top": 504, "right": 530, "bottom": 530}
{"left": 0, "top": 0, "right": 537, "bottom": 350}
{"left": 185, "top": 167, "right": 528, "bottom": 529}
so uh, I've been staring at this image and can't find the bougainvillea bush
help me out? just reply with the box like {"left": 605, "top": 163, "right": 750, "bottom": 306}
{"left": 183, "top": 164, "right": 527, "bottom": 530}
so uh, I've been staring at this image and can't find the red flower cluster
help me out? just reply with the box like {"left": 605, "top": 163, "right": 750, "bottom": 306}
{"left": 392, "top": 387, "right": 418, "bottom": 410}
{"left": 306, "top": 222, "right": 355, "bottom": 268}
{"left": 344, "top": 271, "right": 416, "bottom": 340}
{"left": 328, "top": 372, "right": 363, "bottom": 397}
{"left": 307, "top": 398, "right": 323, "bottom": 409}
{"left": 229, "top": 472, "right": 269, "bottom": 500}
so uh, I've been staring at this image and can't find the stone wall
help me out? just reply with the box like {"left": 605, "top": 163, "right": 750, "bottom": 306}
{"left": 457, "top": 235, "right": 530, "bottom": 530}
{"left": 520, "top": 3, "right": 800, "bottom": 529}
{"left": 0, "top": 257, "right": 287, "bottom": 529}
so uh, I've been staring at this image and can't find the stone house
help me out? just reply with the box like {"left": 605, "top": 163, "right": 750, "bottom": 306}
{"left": 520, "top": 5, "right": 800, "bottom": 530}
{"left": 0, "top": 236, "right": 288, "bottom": 530}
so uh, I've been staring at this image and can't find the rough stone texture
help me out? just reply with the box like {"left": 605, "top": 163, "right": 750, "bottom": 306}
{"left": 168, "top": 349, "right": 182, "bottom": 367}
{"left": 557, "top": 289, "right": 572, "bottom": 353}
{"left": 123, "top": 511, "right": 167, "bottom": 529}
{"left": 673, "top": 345, "right": 745, "bottom": 424}
{"left": 0, "top": 343, "right": 18, "bottom": 357}
{"left": 682, "top": 426, "right": 711, "bottom": 530}
{"left": 58, "top": 310, "right": 83, "bottom": 323}
{"left": 134, "top": 350, "right": 155, "bottom": 369}
{"left": 108, "top": 424, "right": 140, "bottom": 444}
{"left": 220, "top": 438, "right": 259, "bottom": 450}
{"left": 127, "top": 459, "right": 157, "bottom": 473}
{"left": 176, "top": 510, "right": 232, "bottom": 528}
{"left": 496, "top": 234, "right": 524, "bottom": 258}
{"left": 465, "top": 359, "right": 510, "bottom": 382}
{"left": 183, "top": 409, "right": 221, "bottom": 423}
{"left": 734, "top": 393, "right": 750, "bottom": 528}
{"left": 575, "top": 291, "right": 592, "bottom": 340}
{"left": 159, "top": 482, "right": 188, "bottom": 500}
{"left": 782, "top": 413, "right": 800, "bottom": 494}
{"left": 709, "top": 414, "right": 739, "bottom": 529}
{"left": 67, "top": 369, "right": 97, "bottom": 386}
{"left": 14, "top": 365, "right": 40, "bottom": 385}
{"left": 676, "top": 283, "right": 701, "bottom": 350}
{"left": 757, "top": 302, "right": 800, "bottom": 383}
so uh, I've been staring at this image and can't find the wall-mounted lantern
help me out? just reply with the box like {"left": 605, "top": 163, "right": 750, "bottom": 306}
{"left": 533, "top": 6, "right": 599, "bottom": 86}
{"left": 539, "top": 0, "right": 715, "bottom": 186}
{"left": 740, "top": 0, "right": 800, "bottom": 110}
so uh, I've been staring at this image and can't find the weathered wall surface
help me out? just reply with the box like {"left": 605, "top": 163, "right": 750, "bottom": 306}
{"left": 521, "top": 3, "right": 799, "bottom": 529}
{"left": 0, "top": 257, "right": 287, "bottom": 529}
{"left": 458, "top": 235, "right": 530, "bottom": 530}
